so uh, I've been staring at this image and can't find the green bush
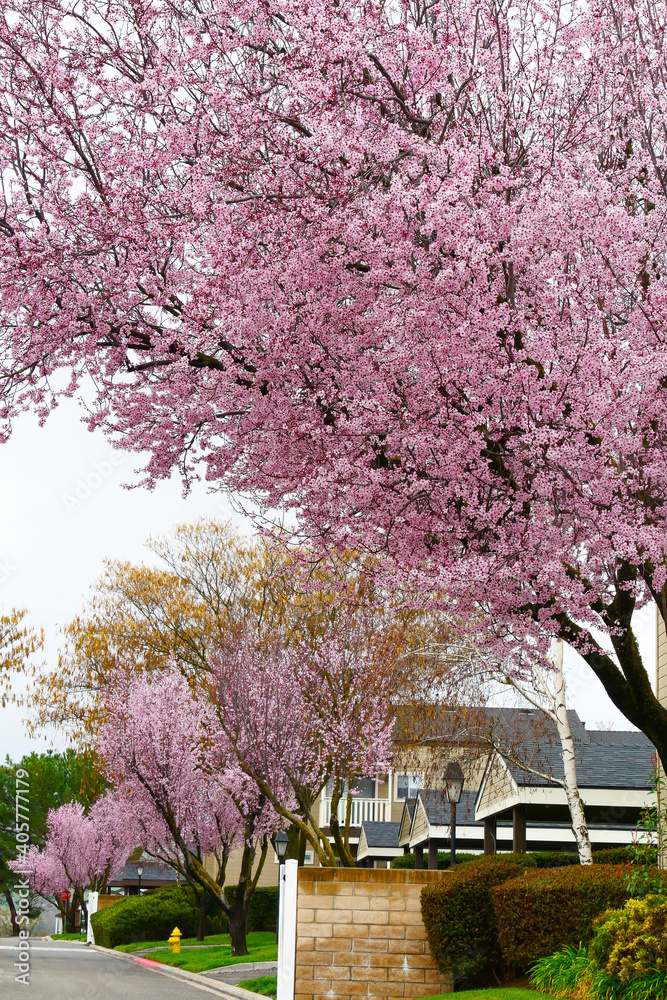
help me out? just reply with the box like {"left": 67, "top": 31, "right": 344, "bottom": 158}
{"left": 391, "top": 852, "right": 478, "bottom": 870}
{"left": 590, "top": 894, "right": 667, "bottom": 985}
{"left": 528, "top": 851, "right": 579, "bottom": 868}
{"left": 91, "top": 886, "right": 215, "bottom": 948}
{"left": 91, "top": 883, "right": 278, "bottom": 948}
{"left": 420, "top": 853, "right": 536, "bottom": 986}
{"left": 530, "top": 944, "right": 621, "bottom": 999}
{"left": 492, "top": 864, "right": 635, "bottom": 972}
{"left": 530, "top": 942, "right": 667, "bottom": 1000}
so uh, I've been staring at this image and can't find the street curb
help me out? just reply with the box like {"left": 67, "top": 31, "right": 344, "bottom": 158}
{"left": 90, "top": 943, "right": 268, "bottom": 1000}
{"left": 202, "top": 960, "right": 277, "bottom": 978}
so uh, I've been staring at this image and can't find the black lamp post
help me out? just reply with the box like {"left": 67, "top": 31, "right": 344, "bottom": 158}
{"left": 136, "top": 865, "right": 143, "bottom": 895}
{"left": 444, "top": 762, "right": 465, "bottom": 867}
{"left": 271, "top": 835, "right": 288, "bottom": 945}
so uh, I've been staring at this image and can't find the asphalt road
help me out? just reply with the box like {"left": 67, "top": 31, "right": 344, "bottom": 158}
{"left": 0, "top": 938, "right": 237, "bottom": 999}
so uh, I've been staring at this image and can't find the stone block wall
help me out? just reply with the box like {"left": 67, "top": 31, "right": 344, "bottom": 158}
{"left": 294, "top": 868, "right": 452, "bottom": 1000}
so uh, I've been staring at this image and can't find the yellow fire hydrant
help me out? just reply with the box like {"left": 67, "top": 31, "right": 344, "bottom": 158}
{"left": 168, "top": 926, "right": 182, "bottom": 954}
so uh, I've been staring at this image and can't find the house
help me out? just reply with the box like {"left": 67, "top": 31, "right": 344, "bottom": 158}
{"left": 207, "top": 705, "right": 649, "bottom": 880}
{"left": 476, "top": 728, "right": 655, "bottom": 853}
{"left": 107, "top": 854, "right": 178, "bottom": 895}
{"left": 356, "top": 821, "right": 402, "bottom": 867}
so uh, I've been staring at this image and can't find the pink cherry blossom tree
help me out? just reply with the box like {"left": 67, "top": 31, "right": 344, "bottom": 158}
{"left": 11, "top": 794, "right": 136, "bottom": 932}
{"left": 98, "top": 668, "right": 276, "bottom": 954}
{"left": 3, "top": 1, "right": 667, "bottom": 757}
{"left": 209, "top": 628, "right": 395, "bottom": 867}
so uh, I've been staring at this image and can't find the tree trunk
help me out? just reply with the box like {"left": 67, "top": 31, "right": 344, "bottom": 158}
{"left": 228, "top": 899, "right": 250, "bottom": 956}
{"left": 196, "top": 891, "right": 209, "bottom": 942}
{"left": 550, "top": 643, "right": 593, "bottom": 865}
{"left": 4, "top": 889, "right": 19, "bottom": 936}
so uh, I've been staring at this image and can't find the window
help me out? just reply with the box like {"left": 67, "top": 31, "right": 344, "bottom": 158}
{"left": 395, "top": 773, "right": 423, "bottom": 800}
{"left": 325, "top": 777, "right": 376, "bottom": 798}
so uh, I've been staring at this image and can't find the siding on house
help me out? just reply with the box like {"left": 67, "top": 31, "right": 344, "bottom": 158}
{"left": 477, "top": 755, "right": 514, "bottom": 815}
{"left": 204, "top": 846, "right": 280, "bottom": 887}
{"left": 409, "top": 800, "right": 429, "bottom": 844}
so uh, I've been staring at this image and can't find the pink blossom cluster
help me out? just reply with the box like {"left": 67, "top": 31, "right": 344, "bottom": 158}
{"left": 209, "top": 631, "right": 395, "bottom": 811}
{"left": 1, "top": 0, "right": 667, "bottom": 658}
{"left": 98, "top": 668, "right": 273, "bottom": 865}
{"left": 10, "top": 795, "right": 137, "bottom": 896}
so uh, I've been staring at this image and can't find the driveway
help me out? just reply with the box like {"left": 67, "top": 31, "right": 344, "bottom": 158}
{"left": 0, "top": 938, "right": 251, "bottom": 999}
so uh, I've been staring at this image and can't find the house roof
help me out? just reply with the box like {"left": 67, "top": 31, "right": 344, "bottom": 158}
{"left": 359, "top": 821, "right": 402, "bottom": 849}
{"left": 503, "top": 729, "right": 654, "bottom": 790}
{"left": 110, "top": 859, "right": 178, "bottom": 883}
{"left": 394, "top": 704, "right": 587, "bottom": 746}
{"left": 416, "top": 788, "right": 482, "bottom": 828}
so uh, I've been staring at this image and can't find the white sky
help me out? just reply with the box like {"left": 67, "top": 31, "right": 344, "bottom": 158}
{"left": 0, "top": 396, "right": 657, "bottom": 761}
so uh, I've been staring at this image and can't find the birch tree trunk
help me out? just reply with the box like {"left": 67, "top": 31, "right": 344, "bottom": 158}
{"left": 534, "top": 641, "right": 592, "bottom": 865}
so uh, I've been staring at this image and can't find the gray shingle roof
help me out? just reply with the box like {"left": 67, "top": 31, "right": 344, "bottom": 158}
{"left": 395, "top": 705, "right": 587, "bottom": 745}
{"left": 503, "top": 729, "right": 654, "bottom": 789}
{"left": 360, "top": 821, "right": 402, "bottom": 849}
{"left": 418, "top": 788, "right": 483, "bottom": 827}
{"left": 110, "top": 859, "right": 178, "bottom": 883}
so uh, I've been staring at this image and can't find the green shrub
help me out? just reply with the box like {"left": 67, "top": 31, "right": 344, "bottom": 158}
{"left": 91, "top": 883, "right": 278, "bottom": 948}
{"left": 530, "top": 943, "right": 667, "bottom": 1000}
{"left": 391, "top": 852, "right": 478, "bottom": 870}
{"left": 242, "top": 886, "right": 278, "bottom": 932}
{"left": 528, "top": 851, "right": 579, "bottom": 868}
{"left": 91, "top": 886, "right": 213, "bottom": 948}
{"left": 590, "top": 894, "right": 667, "bottom": 985}
{"left": 492, "top": 864, "right": 634, "bottom": 972}
{"left": 529, "top": 944, "right": 621, "bottom": 1000}
{"left": 420, "top": 853, "right": 536, "bottom": 985}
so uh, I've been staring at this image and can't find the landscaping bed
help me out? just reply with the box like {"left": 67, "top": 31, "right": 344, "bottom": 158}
{"left": 139, "top": 931, "right": 277, "bottom": 974}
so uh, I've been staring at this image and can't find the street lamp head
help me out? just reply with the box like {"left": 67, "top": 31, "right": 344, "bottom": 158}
{"left": 272, "top": 834, "right": 288, "bottom": 861}
{"left": 136, "top": 866, "right": 144, "bottom": 877}
{"left": 443, "top": 762, "right": 465, "bottom": 804}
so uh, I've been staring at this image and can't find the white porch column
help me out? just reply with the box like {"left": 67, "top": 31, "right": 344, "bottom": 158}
{"left": 277, "top": 859, "right": 298, "bottom": 1000}
{"left": 86, "top": 891, "right": 99, "bottom": 945}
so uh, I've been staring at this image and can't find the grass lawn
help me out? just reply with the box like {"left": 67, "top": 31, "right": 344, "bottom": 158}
{"left": 419, "top": 990, "right": 559, "bottom": 999}
{"left": 237, "top": 974, "right": 277, "bottom": 997}
{"left": 51, "top": 932, "right": 87, "bottom": 941}
{"left": 140, "top": 931, "right": 277, "bottom": 974}
{"left": 117, "top": 931, "right": 238, "bottom": 953}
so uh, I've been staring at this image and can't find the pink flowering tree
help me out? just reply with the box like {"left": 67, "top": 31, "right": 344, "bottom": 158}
{"left": 11, "top": 795, "right": 135, "bottom": 932}
{"left": 98, "top": 668, "right": 276, "bottom": 954}
{"left": 3, "top": 1, "right": 667, "bottom": 755}
{"left": 210, "top": 625, "right": 395, "bottom": 868}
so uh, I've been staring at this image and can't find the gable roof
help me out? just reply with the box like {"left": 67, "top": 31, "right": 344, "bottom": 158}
{"left": 110, "top": 859, "right": 177, "bottom": 883}
{"left": 359, "top": 821, "right": 402, "bottom": 849}
{"left": 502, "top": 729, "right": 654, "bottom": 790}
{"left": 415, "top": 788, "right": 482, "bottom": 830}
{"left": 394, "top": 704, "right": 587, "bottom": 747}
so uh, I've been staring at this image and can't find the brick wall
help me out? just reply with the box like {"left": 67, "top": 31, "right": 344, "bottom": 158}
{"left": 294, "top": 868, "right": 452, "bottom": 1000}
{"left": 96, "top": 894, "right": 123, "bottom": 912}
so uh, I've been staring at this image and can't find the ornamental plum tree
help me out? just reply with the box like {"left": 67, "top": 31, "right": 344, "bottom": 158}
{"left": 11, "top": 795, "right": 136, "bottom": 932}
{"left": 209, "top": 622, "right": 395, "bottom": 867}
{"left": 98, "top": 668, "right": 275, "bottom": 955}
{"left": 3, "top": 3, "right": 667, "bottom": 756}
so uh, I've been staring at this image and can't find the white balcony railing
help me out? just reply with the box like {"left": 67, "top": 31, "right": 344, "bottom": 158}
{"left": 319, "top": 796, "right": 390, "bottom": 828}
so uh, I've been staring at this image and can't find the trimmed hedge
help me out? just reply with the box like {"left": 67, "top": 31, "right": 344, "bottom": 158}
{"left": 420, "top": 853, "right": 536, "bottom": 985}
{"left": 490, "top": 863, "right": 642, "bottom": 972}
{"left": 391, "top": 852, "right": 478, "bottom": 870}
{"left": 91, "top": 883, "right": 278, "bottom": 948}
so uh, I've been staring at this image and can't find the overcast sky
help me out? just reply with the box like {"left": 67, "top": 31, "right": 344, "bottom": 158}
{"left": 0, "top": 395, "right": 657, "bottom": 761}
